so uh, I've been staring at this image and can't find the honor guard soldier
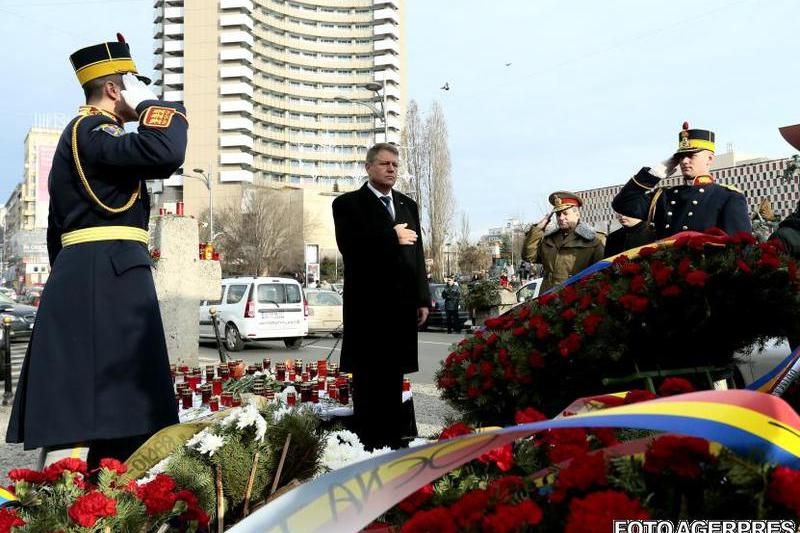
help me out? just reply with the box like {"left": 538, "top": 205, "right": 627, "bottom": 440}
{"left": 612, "top": 122, "right": 752, "bottom": 238}
{"left": 7, "top": 34, "right": 187, "bottom": 468}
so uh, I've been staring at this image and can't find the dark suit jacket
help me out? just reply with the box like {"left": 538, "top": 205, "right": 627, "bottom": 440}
{"left": 332, "top": 184, "right": 430, "bottom": 374}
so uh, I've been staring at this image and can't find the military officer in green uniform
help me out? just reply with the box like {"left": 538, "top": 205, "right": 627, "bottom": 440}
{"left": 7, "top": 35, "right": 187, "bottom": 468}
{"left": 612, "top": 122, "right": 752, "bottom": 238}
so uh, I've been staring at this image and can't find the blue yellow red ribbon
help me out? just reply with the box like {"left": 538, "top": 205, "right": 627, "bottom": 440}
{"left": 229, "top": 390, "right": 800, "bottom": 533}
{"left": 0, "top": 487, "right": 17, "bottom": 507}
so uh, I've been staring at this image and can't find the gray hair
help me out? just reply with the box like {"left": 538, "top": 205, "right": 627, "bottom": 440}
{"left": 366, "top": 143, "right": 399, "bottom": 164}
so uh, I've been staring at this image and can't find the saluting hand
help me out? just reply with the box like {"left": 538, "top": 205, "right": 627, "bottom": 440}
{"left": 536, "top": 212, "right": 553, "bottom": 230}
{"left": 121, "top": 73, "right": 158, "bottom": 113}
{"left": 394, "top": 223, "right": 418, "bottom": 245}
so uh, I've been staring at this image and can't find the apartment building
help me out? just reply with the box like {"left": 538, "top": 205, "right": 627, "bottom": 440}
{"left": 151, "top": 0, "right": 405, "bottom": 225}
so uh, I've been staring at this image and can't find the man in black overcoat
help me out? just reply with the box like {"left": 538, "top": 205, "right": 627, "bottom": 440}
{"left": 7, "top": 35, "right": 186, "bottom": 468}
{"left": 332, "top": 143, "right": 430, "bottom": 450}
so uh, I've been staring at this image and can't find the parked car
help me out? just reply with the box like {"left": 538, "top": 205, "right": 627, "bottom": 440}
{"left": 0, "top": 287, "right": 18, "bottom": 301}
{"left": 0, "top": 293, "right": 36, "bottom": 341}
{"left": 19, "top": 287, "right": 42, "bottom": 308}
{"left": 515, "top": 278, "right": 544, "bottom": 304}
{"left": 331, "top": 283, "right": 344, "bottom": 295}
{"left": 422, "top": 283, "right": 469, "bottom": 332}
{"left": 199, "top": 277, "right": 308, "bottom": 351}
{"left": 305, "top": 289, "right": 343, "bottom": 337}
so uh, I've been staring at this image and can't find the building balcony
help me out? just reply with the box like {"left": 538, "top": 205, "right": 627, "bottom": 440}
{"left": 253, "top": 26, "right": 374, "bottom": 55}
{"left": 220, "top": 30, "right": 254, "bottom": 46}
{"left": 256, "top": 143, "right": 368, "bottom": 163}
{"left": 220, "top": 82, "right": 254, "bottom": 97}
{"left": 163, "top": 72, "right": 183, "bottom": 85}
{"left": 373, "top": 52, "right": 399, "bottom": 68}
{"left": 220, "top": 117, "right": 254, "bottom": 131}
{"left": 220, "top": 65, "right": 254, "bottom": 80}
{"left": 164, "top": 23, "right": 183, "bottom": 36}
{"left": 153, "top": 39, "right": 164, "bottom": 53}
{"left": 373, "top": 22, "right": 399, "bottom": 37}
{"left": 164, "top": 56, "right": 184, "bottom": 69}
{"left": 373, "top": 7, "right": 399, "bottom": 24}
{"left": 220, "top": 0, "right": 253, "bottom": 11}
{"left": 253, "top": 91, "right": 381, "bottom": 116}
{"left": 252, "top": 111, "right": 376, "bottom": 132}
{"left": 220, "top": 98, "right": 254, "bottom": 113}
{"left": 163, "top": 90, "right": 183, "bottom": 101}
{"left": 252, "top": 160, "right": 366, "bottom": 179}
{"left": 257, "top": 80, "right": 374, "bottom": 101}
{"left": 255, "top": 127, "right": 368, "bottom": 146}
{"left": 164, "top": 6, "right": 183, "bottom": 20}
{"left": 220, "top": 13, "right": 253, "bottom": 28}
{"left": 219, "top": 169, "right": 254, "bottom": 183}
{"left": 220, "top": 46, "right": 254, "bottom": 63}
{"left": 261, "top": 0, "right": 373, "bottom": 24}
{"left": 252, "top": 56, "right": 374, "bottom": 85}
{"left": 220, "top": 134, "right": 255, "bottom": 149}
{"left": 252, "top": 11, "right": 372, "bottom": 40}
{"left": 153, "top": 6, "right": 163, "bottom": 22}
{"left": 259, "top": 47, "right": 374, "bottom": 70}
{"left": 374, "top": 37, "right": 400, "bottom": 52}
{"left": 220, "top": 151, "right": 254, "bottom": 166}
{"left": 164, "top": 40, "right": 184, "bottom": 53}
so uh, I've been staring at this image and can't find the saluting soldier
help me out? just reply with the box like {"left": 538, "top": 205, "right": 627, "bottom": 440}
{"left": 612, "top": 122, "right": 752, "bottom": 238}
{"left": 7, "top": 34, "right": 188, "bottom": 468}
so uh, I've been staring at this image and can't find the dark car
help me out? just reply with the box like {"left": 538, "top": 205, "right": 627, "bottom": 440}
{"left": 0, "top": 293, "right": 36, "bottom": 341}
{"left": 422, "top": 283, "right": 469, "bottom": 332}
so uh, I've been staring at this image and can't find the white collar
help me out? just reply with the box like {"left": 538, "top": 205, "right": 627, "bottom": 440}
{"left": 367, "top": 181, "right": 393, "bottom": 201}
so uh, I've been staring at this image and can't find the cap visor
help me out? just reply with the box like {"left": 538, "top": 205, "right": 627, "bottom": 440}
{"left": 780, "top": 124, "right": 800, "bottom": 151}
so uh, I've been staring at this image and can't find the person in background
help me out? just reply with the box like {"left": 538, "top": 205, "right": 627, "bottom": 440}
{"left": 442, "top": 278, "right": 461, "bottom": 334}
{"left": 604, "top": 212, "right": 655, "bottom": 257}
{"left": 523, "top": 191, "right": 605, "bottom": 290}
{"left": 612, "top": 122, "right": 751, "bottom": 238}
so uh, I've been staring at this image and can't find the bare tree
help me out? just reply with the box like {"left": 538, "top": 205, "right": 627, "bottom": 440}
{"left": 458, "top": 244, "right": 492, "bottom": 277}
{"left": 399, "top": 100, "right": 426, "bottom": 203}
{"left": 457, "top": 211, "right": 471, "bottom": 247}
{"left": 424, "top": 101, "right": 455, "bottom": 280}
{"left": 214, "top": 187, "right": 302, "bottom": 277}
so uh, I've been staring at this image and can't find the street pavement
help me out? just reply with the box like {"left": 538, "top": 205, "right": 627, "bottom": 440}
{"left": 0, "top": 330, "right": 465, "bottom": 479}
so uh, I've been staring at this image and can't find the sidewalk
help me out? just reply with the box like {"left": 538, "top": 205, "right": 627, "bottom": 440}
{"left": 0, "top": 405, "right": 37, "bottom": 481}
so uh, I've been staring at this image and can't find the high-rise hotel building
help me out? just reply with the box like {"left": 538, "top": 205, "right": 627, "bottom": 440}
{"left": 151, "top": 0, "right": 405, "bottom": 217}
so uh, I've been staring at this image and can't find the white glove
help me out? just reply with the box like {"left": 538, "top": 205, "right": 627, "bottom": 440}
{"left": 121, "top": 73, "right": 158, "bottom": 112}
{"left": 649, "top": 157, "right": 676, "bottom": 179}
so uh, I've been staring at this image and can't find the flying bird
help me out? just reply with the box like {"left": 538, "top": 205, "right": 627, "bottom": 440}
{"left": 505, "top": 62, "right": 512, "bottom": 66}
{"left": 440, "top": 82, "right": 450, "bottom": 91}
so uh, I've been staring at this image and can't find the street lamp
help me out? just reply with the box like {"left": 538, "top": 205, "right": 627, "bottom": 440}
{"left": 445, "top": 242, "right": 452, "bottom": 278}
{"left": 182, "top": 167, "right": 213, "bottom": 241}
{"left": 334, "top": 78, "right": 389, "bottom": 142}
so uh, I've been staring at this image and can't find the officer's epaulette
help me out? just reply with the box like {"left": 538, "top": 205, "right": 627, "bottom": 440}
{"left": 718, "top": 183, "right": 743, "bottom": 193}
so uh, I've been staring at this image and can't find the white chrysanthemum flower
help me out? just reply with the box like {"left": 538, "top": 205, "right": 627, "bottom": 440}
{"left": 197, "top": 433, "right": 226, "bottom": 456}
{"left": 408, "top": 438, "right": 431, "bottom": 448}
{"left": 272, "top": 405, "right": 292, "bottom": 422}
{"left": 236, "top": 403, "right": 260, "bottom": 430}
{"left": 327, "top": 430, "right": 361, "bottom": 449}
{"left": 137, "top": 456, "right": 172, "bottom": 485}
{"left": 220, "top": 407, "right": 242, "bottom": 428}
{"left": 368, "top": 446, "right": 394, "bottom": 457}
{"left": 185, "top": 428, "right": 209, "bottom": 449}
{"left": 254, "top": 414, "right": 268, "bottom": 442}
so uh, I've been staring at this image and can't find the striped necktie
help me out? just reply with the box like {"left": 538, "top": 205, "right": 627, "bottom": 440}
{"left": 380, "top": 195, "right": 394, "bottom": 219}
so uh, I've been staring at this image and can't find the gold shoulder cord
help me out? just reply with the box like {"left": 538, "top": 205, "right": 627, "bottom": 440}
{"left": 71, "top": 114, "right": 140, "bottom": 214}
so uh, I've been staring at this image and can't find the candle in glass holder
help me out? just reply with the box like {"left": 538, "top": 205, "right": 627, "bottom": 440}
{"left": 327, "top": 382, "right": 338, "bottom": 400}
{"left": 253, "top": 384, "right": 265, "bottom": 396}
{"left": 263, "top": 358, "right": 271, "bottom": 371}
{"left": 181, "top": 389, "right": 193, "bottom": 409}
{"left": 330, "top": 363, "right": 339, "bottom": 378}
{"left": 286, "top": 391, "right": 296, "bottom": 406}
{"left": 200, "top": 384, "right": 212, "bottom": 404}
{"left": 264, "top": 391, "right": 275, "bottom": 401}
{"left": 403, "top": 378, "right": 411, "bottom": 392}
{"left": 317, "top": 360, "right": 327, "bottom": 378}
{"left": 338, "top": 384, "right": 349, "bottom": 405}
{"left": 231, "top": 395, "right": 242, "bottom": 407}
{"left": 275, "top": 364, "right": 286, "bottom": 382}
{"left": 205, "top": 365, "right": 215, "bottom": 381}
{"left": 179, "top": 364, "right": 190, "bottom": 373}
{"left": 317, "top": 378, "right": 326, "bottom": 391}
{"left": 301, "top": 371, "right": 309, "bottom": 383}
{"left": 288, "top": 369, "right": 296, "bottom": 383}
{"left": 187, "top": 374, "right": 201, "bottom": 391}
{"left": 308, "top": 362, "right": 317, "bottom": 380}
{"left": 219, "top": 366, "right": 230, "bottom": 379}
{"left": 209, "top": 396, "right": 219, "bottom": 412}
{"left": 311, "top": 390, "right": 319, "bottom": 404}
{"left": 300, "top": 383, "right": 312, "bottom": 403}
{"left": 247, "top": 365, "right": 257, "bottom": 375}
{"left": 221, "top": 391, "right": 233, "bottom": 407}
{"left": 212, "top": 377, "right": 223, "bottom": 396}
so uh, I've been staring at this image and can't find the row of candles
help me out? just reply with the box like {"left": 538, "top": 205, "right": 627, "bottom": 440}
{"left": 171, "top": 357, "right": 410, "bottom": 412}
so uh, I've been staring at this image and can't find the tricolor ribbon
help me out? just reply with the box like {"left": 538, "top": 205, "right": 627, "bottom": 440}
{"left": 229, "top": 390, "right": 800, "bottom": 533}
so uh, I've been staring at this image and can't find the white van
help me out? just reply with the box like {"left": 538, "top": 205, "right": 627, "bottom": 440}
{"left": 199, "top": 277, "right": 308, "bottom": 351}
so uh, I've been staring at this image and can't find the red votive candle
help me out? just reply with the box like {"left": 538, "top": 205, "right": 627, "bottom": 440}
{"left": 187, "top": 375, "right": 200, "bottom": 391}
{"left": 338, "top": 384, "right": 349, "bottom": 405}
{"left": 176, "top": 201, "right": 184, "bottom": 216}
{"left": 275, "top": 363, "right": 286, "bottom": 381}
{"left": 301, "top": 371, "right": 309, "bottom": 383}
{"left": 263, "top": 358, "right": 271, "bottom": 371}
{"left": 288, "top": 369, "right": 296, "bottom": 383}
{"left": 201, "top": 384, "right": 212, "bottom": 404}
{"left": 403, "top": 378, "right": 411, "bottom": 392}
{"left": 209, "top": 396, "right": 219, "bottom": 412}
{"left": 286, "top": 391, "right": 296, "bottom": 406}
{"left": 327, "top": 383, "right": 338, "bottom": 400}
{"left": 212, "top": 377, "right": 222, "bottom": 396}
{"left": 181, "top": 390, "right": 193, "bottom": 409}
{"left": 231, "top": 395, "right": 242, "bottom": 408}
{"left": 221, "top": 391, "right": 233, "bottom": 407}
{"left": 311, "top": 390, "right": 319, "bottom": 404}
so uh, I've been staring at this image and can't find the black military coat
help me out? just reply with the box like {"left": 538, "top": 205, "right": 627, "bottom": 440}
{"left": 7, "top": 100, "right": 187, "bottom": 449}
{"left": 612, "top": 168, "right": 752, "bottom": 239}
{"left": 332, "top": 184, "right": 430, "bottom": 375}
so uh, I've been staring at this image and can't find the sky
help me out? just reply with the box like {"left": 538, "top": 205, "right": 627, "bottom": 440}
{"left": 1, "top": 0, "right": 799, "bottom": 238}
